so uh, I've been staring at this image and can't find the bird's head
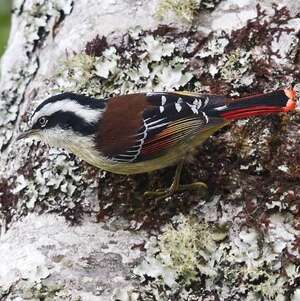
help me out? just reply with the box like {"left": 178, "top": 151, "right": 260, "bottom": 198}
{"left": 17, "top": 93, "right": 105, "bottom": 149}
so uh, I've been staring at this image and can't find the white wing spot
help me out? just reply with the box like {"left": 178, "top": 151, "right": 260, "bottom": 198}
{"left": 202, "top": 112, "right": 209, "bottom": 123}
{"left": 214, "top": 105, "right": 228, "bottom": 111}
{"left": 194, "top": 98, "right": 202, "bottom": 109}
{"left": 191, "top": 106, "right": 199, "bottom": 114}
{"left": 161, "top": 95, "right": 167, "bottom": 106}
{"left": 203, "top": 96, "right": 209, "bottom": 107}
{"left": 175, "top": 97, "right": 183, "bottom": 112}
{"left": 175, "top": 102, "right": 182, "bottom": 112}
{"left": 160, "top": 106, "right": 164, "bottom": 113}
{"left": 187, "top": 103, "right": 199, "bottom": 114}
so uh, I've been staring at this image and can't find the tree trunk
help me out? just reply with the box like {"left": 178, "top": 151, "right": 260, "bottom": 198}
{"left": 1, "top": 0, "right": 300, "bottom": 300}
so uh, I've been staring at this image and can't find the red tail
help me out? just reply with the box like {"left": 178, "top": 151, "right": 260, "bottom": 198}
{"left": 219, "top": 88, "right": 297, "bottom": 121}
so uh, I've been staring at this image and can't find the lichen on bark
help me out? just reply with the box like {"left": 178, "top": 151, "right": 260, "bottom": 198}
{"left": 0, "top": 0, "right": 300, "bottom": 300}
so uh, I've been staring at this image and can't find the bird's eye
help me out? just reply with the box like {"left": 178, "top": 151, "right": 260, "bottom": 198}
{"left": 38, "top": 117, "right": 48, "bottom": 127}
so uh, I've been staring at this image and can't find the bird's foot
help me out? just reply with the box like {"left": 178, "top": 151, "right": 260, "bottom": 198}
{"left": 144, "top": 181, "right": 207, "bottom": 200}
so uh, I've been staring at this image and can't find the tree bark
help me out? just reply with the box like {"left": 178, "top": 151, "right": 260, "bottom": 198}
{"left": 1, "top": 0, "right": 300, "bottom": 300}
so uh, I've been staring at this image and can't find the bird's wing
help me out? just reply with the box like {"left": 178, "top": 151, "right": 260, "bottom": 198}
{"left": 96, "top": 92, "right": 225, "bottom": 163}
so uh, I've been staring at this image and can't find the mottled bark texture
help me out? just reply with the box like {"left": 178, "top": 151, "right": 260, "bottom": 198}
{"left": 0, "top": 0, "right": 300, "bottom": 300}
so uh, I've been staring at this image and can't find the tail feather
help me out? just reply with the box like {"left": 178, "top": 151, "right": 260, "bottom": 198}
{"left": 210, "top": 89, "right": 297, "bottom": 120}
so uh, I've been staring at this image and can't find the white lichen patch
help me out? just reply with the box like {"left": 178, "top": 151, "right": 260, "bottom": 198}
{"left": 278, "top": 164, "right": 289, "bottom": 173}
{"left": 220, "top": 49, "right": 254, "bottom": 88}
{"left": 269, "top": 18, "right": 300, "bottom": 65}
{"left": 1, "top": 0, "right": 300, "bottom": 300}
{"left": 48, "top": 31, "right": 194, "bottom": 97}
{"left": 267, "top": 213, "right": 300, "bottom": 256}
{"left": 141, "top": 35, "right": 175, "bottom": 61}
{"left": 135, "top": 201, "right": 300, "bottom": 300}
{"left": 210, "top": 0, "right": 257, "bottom": 32}
{"left": 112, "top": 286, "right": 139, "bottom": 301}
{"left": 19, "top": 146, "right": 100, "bottom": 219}
{"left": 94, "top": 47, "right": 119, "bottom": 79}
{"left": 0, "top": 214, "right": 146, "bottom": 300}
{"left": 197, "top": 36, "right": 229, "bottom": 58}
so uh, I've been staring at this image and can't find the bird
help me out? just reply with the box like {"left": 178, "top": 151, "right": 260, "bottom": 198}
{"left": 17, "top": 87, "right": 299, "bottom": 199}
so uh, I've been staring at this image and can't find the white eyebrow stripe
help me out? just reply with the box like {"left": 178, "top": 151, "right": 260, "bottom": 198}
{"left": 32, "top": 99, "right": 104, "bottom": 124}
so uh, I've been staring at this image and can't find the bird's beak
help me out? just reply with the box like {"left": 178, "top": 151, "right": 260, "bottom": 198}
{"left": 16, "top": 129, "right": 38, "bottom": 141}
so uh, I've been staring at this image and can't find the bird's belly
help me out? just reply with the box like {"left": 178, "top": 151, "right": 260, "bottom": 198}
{"left": 95, "top": 143, "right": 192, "bottom": 174}
{"left": 70, "top": 124, "right": 227, "bottom": 175}
{"left": 69, "top": 140, "right": 190, "bottom": 175}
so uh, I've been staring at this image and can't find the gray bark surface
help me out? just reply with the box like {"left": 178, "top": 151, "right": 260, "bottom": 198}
{"left": 0, "top": 0, "right": 300, "bottom": 300}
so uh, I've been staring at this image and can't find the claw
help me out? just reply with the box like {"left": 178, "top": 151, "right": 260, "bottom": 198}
{"left": 144, "top": 181, "right": 207, "bottom": 200}
{"left": 144, "top": 160, "right": 208, "bottom": 200}
{"left": 178, "top": 181, "right": 208, "bottom": 192}
{"left": 144, "top": 190, "right": 172, "bottom": 200}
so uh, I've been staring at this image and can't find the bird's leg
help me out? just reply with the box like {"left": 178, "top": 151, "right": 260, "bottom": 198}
{"left": 144, "top": 160, "right": 207, "bottom": 199}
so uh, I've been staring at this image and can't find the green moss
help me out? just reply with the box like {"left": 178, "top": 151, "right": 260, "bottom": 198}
{"left": 155, "top": 0, "right": 220, "bottom": 22}
{"left": 156, "top": 0, "right": 201, "bottom": 22}
{"left": 0, "top": 0, "right": 10, "bottom": 56}
{"left": 247, "top": 268, "right": 286, "bottom": 300}
{"left": 54, "top": 53, "right": 96, "bottom": 93}
{"left": 220, "top": 49, "right": 253, "bottom": 88}
{"left": 157, "top": 215, "right": 227, "bottom": 284}
{"left": 20, "top": 281, "right": 63, "bottom": 300}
